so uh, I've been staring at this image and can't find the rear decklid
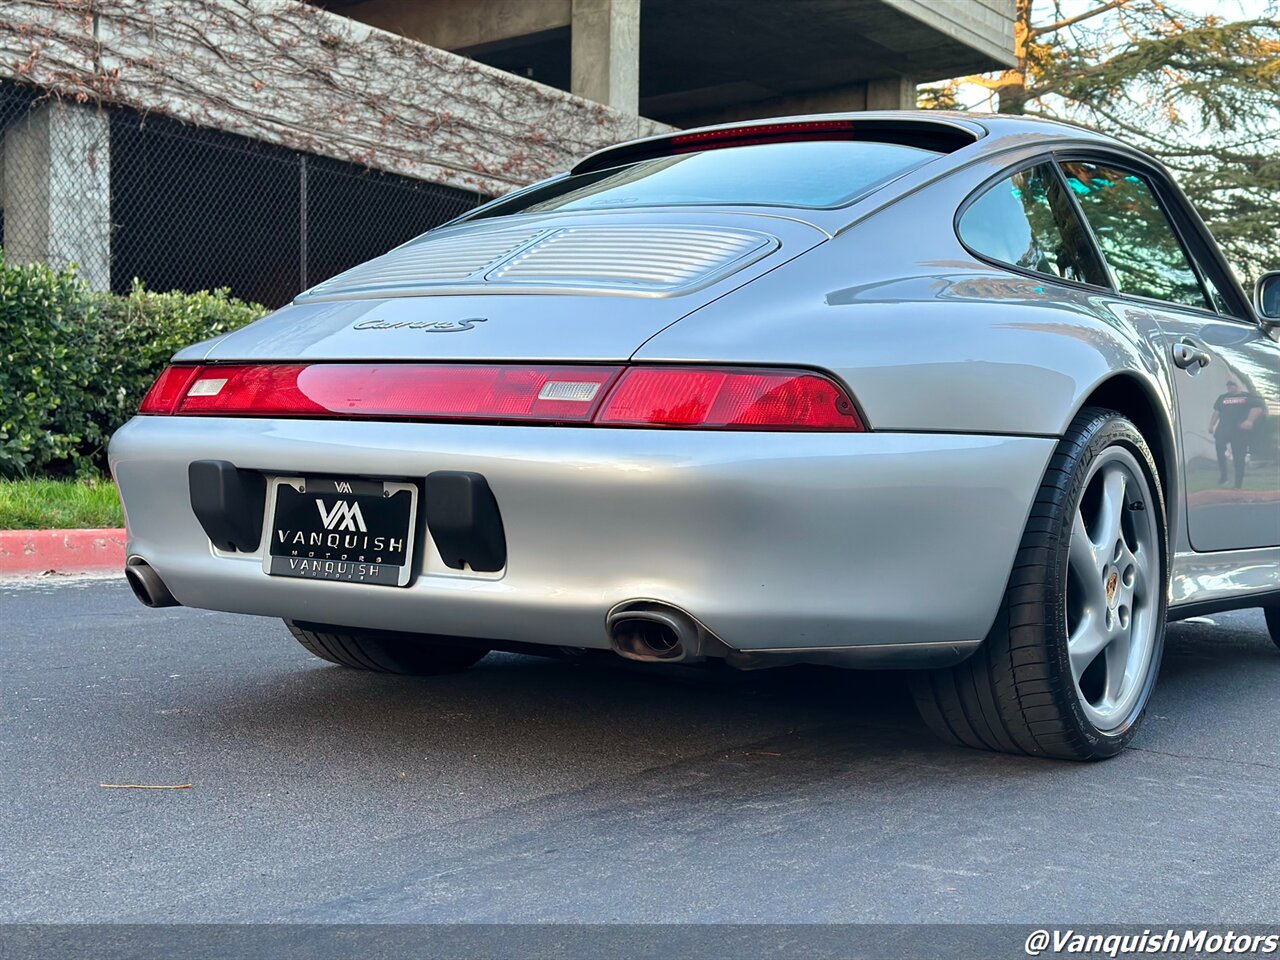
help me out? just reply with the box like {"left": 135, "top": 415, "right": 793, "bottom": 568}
{"left": 184, "top": 212, "right": 828, "bottom": 363}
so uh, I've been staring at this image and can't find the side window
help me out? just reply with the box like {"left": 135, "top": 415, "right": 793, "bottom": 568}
{"left": 1201, "top": 271, "right": 1233, "bottom": 316}
{"left": 959, "top": 163, "right": 1109, "bottom": 286}
{"left": 1058, "top": 161, "right": 1211, "bottom": 311}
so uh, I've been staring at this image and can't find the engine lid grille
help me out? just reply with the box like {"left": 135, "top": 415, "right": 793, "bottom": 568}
{"left": 485, "top": 226, "right": 773, "bottom": 291}
{"left": 296, "top": 223, "right": 777, "bottom": 301}
{"left": 301, "top": 227, "right": 547, "bottom": 300}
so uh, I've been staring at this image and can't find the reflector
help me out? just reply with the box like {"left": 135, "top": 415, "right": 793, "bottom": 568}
{"left": 186, "top": 377, "right": 228, "bottom": 397}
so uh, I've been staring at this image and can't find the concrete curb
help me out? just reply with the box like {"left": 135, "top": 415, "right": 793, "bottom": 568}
{"left": 0, "top": 528, "right": 126, "bottom": 576}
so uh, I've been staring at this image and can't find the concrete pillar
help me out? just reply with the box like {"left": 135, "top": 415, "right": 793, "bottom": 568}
{"left": 571, "top": 0, "right": 640, "bottom": 113}
{"left": 866, "top": 76, "right": 918, "bottom": 111}
{"left": 2, "top": 102, "right": 111, "bottom": 290}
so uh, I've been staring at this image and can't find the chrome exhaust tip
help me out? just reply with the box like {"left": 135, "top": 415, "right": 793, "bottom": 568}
{"left": 124, "top": 558, "right": 180, "bottom": 609}
{"left": 610, "top": 616, "right": 685, "bottom": 662}
{"left": 607, "top": 601, "right": 709, "bottom": 663}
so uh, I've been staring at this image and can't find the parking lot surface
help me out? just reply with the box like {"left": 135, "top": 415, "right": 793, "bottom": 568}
{"left": 3, "top": 577, "right": 1279, "bottom": 923}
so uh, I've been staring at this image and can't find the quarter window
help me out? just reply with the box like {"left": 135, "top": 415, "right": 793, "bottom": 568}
{"left": 959, "top": 163, "right": 1109, "bottom": 286}
{"left": 1058, "top": 161, "right": 1211, "bottom": 311}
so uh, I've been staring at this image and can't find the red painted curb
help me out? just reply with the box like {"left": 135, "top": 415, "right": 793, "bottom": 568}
{"left": 0, "top": 528, "right": 126, "bottom": 576}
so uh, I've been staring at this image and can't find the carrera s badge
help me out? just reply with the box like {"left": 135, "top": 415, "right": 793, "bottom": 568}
{"left": 354, "top": 317, "right": 488, "bottom": 333}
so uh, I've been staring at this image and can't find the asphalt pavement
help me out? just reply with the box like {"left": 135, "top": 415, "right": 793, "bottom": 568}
{"left": 3, "top": 576, "right": 1280, "bottom": 926}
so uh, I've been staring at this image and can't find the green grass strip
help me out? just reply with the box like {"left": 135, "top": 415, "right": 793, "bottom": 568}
{"left": 0, "top": 477, "right": 124, "bottom": 530}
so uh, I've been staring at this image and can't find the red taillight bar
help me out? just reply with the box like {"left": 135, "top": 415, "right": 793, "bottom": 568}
{"left": 138, "top": 365, "right": 201, "bottom": 415}
{"left": 148, "top": 364, "right": 623, "bottom": 423}
{"left": 596, "top": 367, "right": 863, "bottom": 430}
{"left": 669, "top": 120, "right": 859, "bottom": 153}
{"left": 139, "top": 363, "right": 866, "bottom": 431}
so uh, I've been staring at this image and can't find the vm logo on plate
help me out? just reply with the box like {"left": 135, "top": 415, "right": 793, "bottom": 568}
{"left": 316, "top": 500, "right": 367, "bottom": 533}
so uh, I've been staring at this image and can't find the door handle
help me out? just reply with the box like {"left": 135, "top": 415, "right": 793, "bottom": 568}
{"left": 1171, "top": 341, "right": 1211, "bottom": 370}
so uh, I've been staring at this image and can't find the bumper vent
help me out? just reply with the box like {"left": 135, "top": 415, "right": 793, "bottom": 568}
{"left": 296, "top": 224, "right": 776, "bottom": 301}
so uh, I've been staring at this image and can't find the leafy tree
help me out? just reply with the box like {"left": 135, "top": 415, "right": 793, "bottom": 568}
{"left": 922, "top": 0, "right": 1280, "bottom": 277}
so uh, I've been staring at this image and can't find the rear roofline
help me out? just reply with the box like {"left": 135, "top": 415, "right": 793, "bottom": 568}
{"left": 570, "top": 110, "right": 1126, "bottom": 177}
{"left": 439, "top": 112, "right": 1126, "bottom": 239}
{"left": 571, "top": 113, "right": 986, "bottom": 175}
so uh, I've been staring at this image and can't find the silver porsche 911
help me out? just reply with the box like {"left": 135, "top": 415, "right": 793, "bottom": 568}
{"left": 109, "top": 111, "right": 1280, "bottom": 761}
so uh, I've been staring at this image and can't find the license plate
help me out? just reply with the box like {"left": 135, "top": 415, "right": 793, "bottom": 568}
{"left": 264, "top": 477, "right": 418, "bottom": 587}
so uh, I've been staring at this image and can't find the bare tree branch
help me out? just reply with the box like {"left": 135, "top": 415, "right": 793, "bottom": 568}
{"left": 1029, "top": 0, "right": 1130, "bottom": 38}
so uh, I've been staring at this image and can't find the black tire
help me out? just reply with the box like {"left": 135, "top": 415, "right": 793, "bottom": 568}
{"left": 1266, "top": 607, "right": 1280, "bottom": 650}
{"left": 910, "top": 407, "right": 1169, "bottom": 761}
{"left": 285, "top": 621, "right": 490, "bottom": 675}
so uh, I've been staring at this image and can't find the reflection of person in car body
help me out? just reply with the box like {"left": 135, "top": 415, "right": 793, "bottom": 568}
{"left": 1210, "top": 379, "right": 1265, "bottom": 488}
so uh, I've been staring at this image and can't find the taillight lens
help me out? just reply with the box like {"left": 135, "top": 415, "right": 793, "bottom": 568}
{"left": 138, "top": 366, "right": 201, "bottom": 414}
{"left": 138, "top": 363, "right": 865, "bottom": 431}
{"left": 147, "top": 364, "right": 623, "bottom": 422}
{"left": 595, "top": 367, "right": 863, "bottom": 430}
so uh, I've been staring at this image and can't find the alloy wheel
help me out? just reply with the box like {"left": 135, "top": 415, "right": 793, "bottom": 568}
{"left": 1065, "top": 446, "right": 1160, "bottom": 732}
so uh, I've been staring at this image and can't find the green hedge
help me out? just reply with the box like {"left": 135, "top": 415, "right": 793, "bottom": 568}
{"left": 0, "top": 251, "right": 266, "bottom": 477}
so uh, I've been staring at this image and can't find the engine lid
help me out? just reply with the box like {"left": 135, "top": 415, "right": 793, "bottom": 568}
{"left": 186, "top": 212, "right": 826, "bottom": 363}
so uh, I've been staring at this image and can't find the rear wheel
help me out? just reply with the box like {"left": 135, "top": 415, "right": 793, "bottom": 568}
{"left": 286, "top": 621, "right": 490, "bottom": 675}
{"left": 910, "top": 408, "right": 1168, "bottom": 760}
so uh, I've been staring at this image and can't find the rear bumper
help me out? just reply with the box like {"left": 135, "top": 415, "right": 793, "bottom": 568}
{"left": 109, "top": 417, "right": 1055, "bottom": 666}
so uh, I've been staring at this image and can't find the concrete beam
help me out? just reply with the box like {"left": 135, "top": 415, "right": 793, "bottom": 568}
{"left": 881, "top": 0, "right": 1017, "bottom": 70}
{"left": 2, "top": 102, "right": 111, "bottom": 290}
{"left": 571, "top": 0, "right": 640, "bottom": 114}
{"left": 339, "top": 0, "right": 570, "bottom": 54}
{"left": 866, "top": 77, "right": 918, "bottom": 110}
{"left": 666, "top": 76, "right": 917, "bottom": 129}
{"left": 669, "top": 84, "right": 869, "bottom": 129}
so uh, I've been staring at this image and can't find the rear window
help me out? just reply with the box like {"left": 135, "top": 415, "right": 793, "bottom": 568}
{"left": 472, "top": 140, "right": 942, "bottom": 218}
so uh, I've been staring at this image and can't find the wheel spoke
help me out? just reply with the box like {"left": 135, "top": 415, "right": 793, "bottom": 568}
{"left": 1116, "top": 542, "right": 1136, "bottom": 573}
{"left": 1070, "top": 510, "right": 1108, "bottom": 612}
{"left": 1103, "top": 630, "right": 1133, "bottom": 705}
{"left": 1129, "top": 546, "right": 1149, "bottom": 601}
{"left": 1098, "top": 467, "right": 1127, "bottom": 550}
{"left": 1069, "top": 611, "right": 1110, "bottom": 678}
{"left": 1070, "top": 511, "right": 1101, "bottom": 576}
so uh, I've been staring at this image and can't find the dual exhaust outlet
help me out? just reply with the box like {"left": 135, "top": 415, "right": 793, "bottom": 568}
{"left": 606, "top": 600, "right": 719, "bottom": 664}
{"left": 123, "top": 558, "right": 179, "bottom": 609}
{"left": 123, "top": 559, "right": 712, "bottom": 666}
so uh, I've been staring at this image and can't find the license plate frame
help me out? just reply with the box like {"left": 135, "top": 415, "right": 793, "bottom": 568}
{"left": 263, "top": 476, "right": 418, "bottom": 588}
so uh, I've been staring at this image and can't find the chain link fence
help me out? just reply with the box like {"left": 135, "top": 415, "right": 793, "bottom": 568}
{"left": 0, "top": 81, "right": 486, "bottom": 308}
